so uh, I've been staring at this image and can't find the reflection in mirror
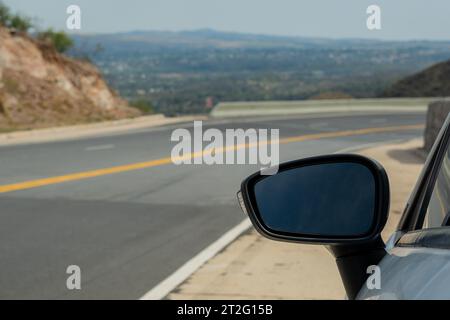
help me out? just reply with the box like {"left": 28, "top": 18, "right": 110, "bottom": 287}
{"left": 253, "top": 162, "right": 376, "bottom": 237}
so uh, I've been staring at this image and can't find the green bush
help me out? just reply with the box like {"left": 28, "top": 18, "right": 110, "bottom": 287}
{"left": 0, "top": 2, "right": 10, "bottom": 26}
{"left": 9, "top": 14, "right": 32, "bottom": 32}
{"left": 0, "top": 2, "right": 32, "bottom": 32}
{"left": 38, "top": 29, "right": 74, "bottom": 53}
{"left": 129, "top": 100, "right": 155, "bottom": 114}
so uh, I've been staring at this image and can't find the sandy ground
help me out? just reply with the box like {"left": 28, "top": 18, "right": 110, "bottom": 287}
{"left": 168, "top": 138, "right": 425, "bottom": 300}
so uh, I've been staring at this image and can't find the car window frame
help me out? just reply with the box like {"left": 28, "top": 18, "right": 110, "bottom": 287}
{"left": 396, "top": 113, "right": 450, "bottom": 247}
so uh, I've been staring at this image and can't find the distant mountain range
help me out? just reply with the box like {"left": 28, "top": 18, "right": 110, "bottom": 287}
{"left": 72, "top": 28, "right": 450, "bottom": 50}
{"left": 70, "top": 29, "right": 450, "bottom": 115}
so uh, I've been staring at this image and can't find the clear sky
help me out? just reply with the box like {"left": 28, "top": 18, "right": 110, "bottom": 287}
{"left": 4, "top": 0, "right": 450, "bottom": 40}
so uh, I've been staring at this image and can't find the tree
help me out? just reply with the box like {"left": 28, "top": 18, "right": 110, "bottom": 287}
{"left": 38, "top": 29, "right": 74, "bottom": 53}
{"left": 0, "top": 2, "right": 32, "bottom": 32}
{"left": 0, "top": 2, "right": 10, "bottom": 26}
{"left": 8, "top": 14, "right": 32, "bottom": 32}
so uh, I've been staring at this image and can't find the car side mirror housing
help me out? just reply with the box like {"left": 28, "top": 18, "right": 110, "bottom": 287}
{"left": 238, "top": 154, "right": 390, "bottom": 245}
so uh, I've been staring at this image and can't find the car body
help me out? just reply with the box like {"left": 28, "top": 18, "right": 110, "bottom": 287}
{"left": 238, "top": 114, "right": 450, "bottom": 300}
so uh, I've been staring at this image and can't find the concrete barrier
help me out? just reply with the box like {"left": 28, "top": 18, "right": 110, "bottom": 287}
{"left": 425, "top": 99, "right": 450, "bottom": 151}
{"left": 211, "top": 98, "right": 434, "bottom": 118}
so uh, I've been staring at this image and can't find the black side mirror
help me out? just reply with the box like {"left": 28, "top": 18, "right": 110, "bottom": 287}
{"left": 238, "top": 154, "right": 390, "bottom": 245}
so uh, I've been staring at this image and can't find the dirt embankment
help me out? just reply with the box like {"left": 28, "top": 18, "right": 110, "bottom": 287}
{"left": 0, "top": 27, "right": 140, "bottom": 131}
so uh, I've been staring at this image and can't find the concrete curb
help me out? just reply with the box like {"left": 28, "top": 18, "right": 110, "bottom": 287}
{"left": 0, "top": 114, "right": 206, "bottom": 146}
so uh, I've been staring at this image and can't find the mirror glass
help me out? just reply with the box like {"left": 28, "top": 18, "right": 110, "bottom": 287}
{"left": 253, "top": 162, "right": 376, "bottom": 237}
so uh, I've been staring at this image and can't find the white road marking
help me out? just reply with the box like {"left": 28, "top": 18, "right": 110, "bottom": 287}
{"left": 135, "top": 111, "right": 424, "bottom": 135}
{"left": 85, "top": 144, "right": 115, "bottom": 151}
{"left": 370, "top": 118, "right": 387, "bottom": 124}
{"left": 333, "top": 138, "right": 408, "bottom": 154}
{"left": 310, "top": 121, "right": 329, "bottom": 128}
{"left": 140, "top": 218, "right": 252, "bottom": 300}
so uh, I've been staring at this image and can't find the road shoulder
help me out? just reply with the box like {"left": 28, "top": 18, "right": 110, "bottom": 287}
{"left": 168, "top": 138, "right": 425, "bottom": 300}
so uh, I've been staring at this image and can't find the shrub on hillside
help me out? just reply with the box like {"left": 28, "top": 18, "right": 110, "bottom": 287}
{"left": 129, "top": 100, "right": 155, "bottom": 114}
{"left": 0, "top": 2, "right": 10, "bottom": 26}
{"left": 37, "top": 29, "right": 74, "bottom": 53}
{"left": 0, "top": 2, "right": 32, "bottom": 32}
{"left": 8, "top": 14, "right": 32, "bottom": 32}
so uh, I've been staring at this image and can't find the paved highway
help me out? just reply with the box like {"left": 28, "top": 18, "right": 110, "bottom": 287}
{"left": 0, "top": 112, "right": 425, "bottom": 299}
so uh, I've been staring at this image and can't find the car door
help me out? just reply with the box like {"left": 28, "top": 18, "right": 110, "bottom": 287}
{"left": 357, "top": 114, "right": 450, "bottom": 299}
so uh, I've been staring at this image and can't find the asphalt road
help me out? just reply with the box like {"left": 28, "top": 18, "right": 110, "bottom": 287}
{"left": 0, "top": 112, "right": 425, "bottom": 299}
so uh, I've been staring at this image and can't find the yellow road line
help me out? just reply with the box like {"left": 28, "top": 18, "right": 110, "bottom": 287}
{"left": 0, "top": 124, "right": 424, "bottom": 194}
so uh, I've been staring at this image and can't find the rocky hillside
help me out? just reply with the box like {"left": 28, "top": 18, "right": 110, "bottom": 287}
{"left": 382, "top": 59, "right": 450, "bottom": 98}
{"left": 0, "top": 27, "right": 140, "bottom": 131}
